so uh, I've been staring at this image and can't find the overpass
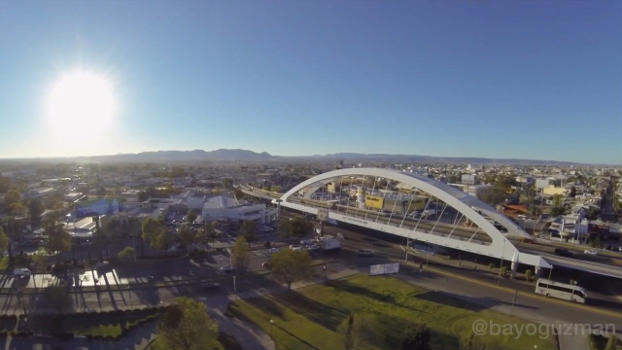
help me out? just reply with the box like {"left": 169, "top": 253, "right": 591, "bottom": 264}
{"left": 270, "top": 168, "right": 622, "bottom": 279}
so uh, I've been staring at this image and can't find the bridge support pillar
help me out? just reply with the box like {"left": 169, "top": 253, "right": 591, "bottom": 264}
{"left": 510, "top": 252, "right": 519, "bottom": 279}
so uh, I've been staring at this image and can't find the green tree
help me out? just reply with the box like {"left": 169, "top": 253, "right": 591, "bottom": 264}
{"left": 195, "top": 221, "right": 218, "bottom": 247}
{"left": 2, "top": 216, "right": 24, "bottom": 258}
{"left": 28, "top": 198, "right": 44, "bottom": 227}
{"left": 476, "top": 186, "right": 507, "bottom": 206}
{"left": 4, "top": 189, "right": 25, "bottom": 216}
{"left": 269, "top": 249, "right": 312, "bottom": 290}
{"left": 524, "top": 269, "right": 533, "bottom": 282}
{"left": 400, "top": 323, "right": 431, "bottom": 350}
{"left": 186, "top": 210, "right": 197, "bottom": 223}
{"left": 551, "top": 194, "right": 566, "bottom": 216}
{"left": 0, "top": 176, "right": 10, "bottom": 193}
{"left": 231, "top": 236, "right": 249, "bottom": 273}
{"left": 279, "top": 217, "right": 312, "bottom": 238}
{"left": 93, "top": 218, "right": 112, "bottom": 258}
{"left": 155, "top": 297, "right": 219, "bottom": 350}
{"left": 0, "top": 226, "right": 8, "bottom": 257}
{"left": 178, "top": 224, "right": 195, "bottom": 247}
{"left": 142, "top": 218, "right": 169, "bottom": 250}
{"left": 3, "top": 189, "right": 21, "bottom": 207}
{"left": 31, "top": 248, "right": 49, "bottom": 272}
{"left": 153, "top": 231, "right": 171, "bottom": 250}
{"left": 239, "top": 220, "right": 256, "bottom": 246}
{"left": 103, "top": 216, "right": 122, "bottom": 238}
{"left": 118, "top": 246, "right": 136, "bottom": 262}
{"left": 45, "top": 219, "right": 71, "bottom": 259}
{"left": 499, "top": 265, "right": 508, "bottom": 277}
{"left": 44, "top": 286, "right": 72, "bottom": 314}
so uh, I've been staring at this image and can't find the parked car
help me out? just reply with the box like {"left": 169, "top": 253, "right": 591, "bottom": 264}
{"left": 13, "top": 268, "right": 31, "bottom": 279}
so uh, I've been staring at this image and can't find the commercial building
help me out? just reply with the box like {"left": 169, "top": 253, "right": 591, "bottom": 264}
{"left": 542, "top": 186, "right": 568, "bottom": 197}
{"left": 201, "top": 195, "right": 276, "bottom": 224}
{"left": 75, "top": 198, "right": 120, "bottom": 218}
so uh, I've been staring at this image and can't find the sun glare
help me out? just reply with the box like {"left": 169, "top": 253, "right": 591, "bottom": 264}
{"left": 45, "top": 69, "right": 117, "bottom": 137}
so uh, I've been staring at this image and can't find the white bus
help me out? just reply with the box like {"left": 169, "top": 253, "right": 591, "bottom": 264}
{"left": 535, "top": 278, "right": 586, "bottom": 304}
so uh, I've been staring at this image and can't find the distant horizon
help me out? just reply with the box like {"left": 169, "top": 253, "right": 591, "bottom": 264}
{"left": 0, "top": 147, "right": 619, "bottom": 166}
{"left": 1, "top": 2, "right": 620, "bottom": 164}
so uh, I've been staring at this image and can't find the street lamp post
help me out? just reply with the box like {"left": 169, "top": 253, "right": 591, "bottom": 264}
{"left": 404, "top": 238, "right": 409, "bottom": 262}
{"left": 276, "top": 199, "right": 282, "bottom": 221}
{"left": 269, "top": 319, "right": 275, "bottom": 347}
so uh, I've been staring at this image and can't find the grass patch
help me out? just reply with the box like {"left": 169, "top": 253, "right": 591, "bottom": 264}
{"left": 74, "top": 324, "right": 123, "bottom": 338}
{"left": 229, "top": 274, "right": 556, "bottom": 350}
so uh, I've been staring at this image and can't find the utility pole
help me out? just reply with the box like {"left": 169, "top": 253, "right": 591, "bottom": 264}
{"left": 510, "top": 288, "right": 518, "bottom": 314}
{"left": 404, "top": 238, "right": 409, "bottom": 262}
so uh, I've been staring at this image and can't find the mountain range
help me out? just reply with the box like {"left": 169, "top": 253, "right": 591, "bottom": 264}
{"left": 55, "top": 148, "right": 590, "bottom": 165}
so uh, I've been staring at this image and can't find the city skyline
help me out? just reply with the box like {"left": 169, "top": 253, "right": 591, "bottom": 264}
{"left": 1, "top": 1, "right": 620, "bottom": 164}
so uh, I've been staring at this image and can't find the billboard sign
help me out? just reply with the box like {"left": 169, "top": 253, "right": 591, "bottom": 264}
{"left": 365, "top": 195, "right": 384, "bottom": 209}
{"left": 369, "top": 263, "right": 400, "bottom": 276}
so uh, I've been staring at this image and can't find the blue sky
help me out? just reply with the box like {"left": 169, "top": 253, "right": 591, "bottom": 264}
{"left": 0, "top": 1, "right": 620, "bottom": 164}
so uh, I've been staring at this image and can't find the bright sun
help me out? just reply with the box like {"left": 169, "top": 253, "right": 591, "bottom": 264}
{"left": 46, "top": 69, "right": 117, "bottom": 135}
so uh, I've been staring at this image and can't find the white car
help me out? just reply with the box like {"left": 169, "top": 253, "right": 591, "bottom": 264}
{"left": 583, "top": 249, "right": 598, "bottom": 256}
{"left": 13, "top": 268, "right": 31, "bottom": 278}
{"left": 289, "top": 245, "right": 304, "bottom": 251}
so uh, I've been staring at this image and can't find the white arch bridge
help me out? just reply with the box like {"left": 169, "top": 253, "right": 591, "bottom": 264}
{"left": 274, "top": 168, "right": 555, "bottom": 275}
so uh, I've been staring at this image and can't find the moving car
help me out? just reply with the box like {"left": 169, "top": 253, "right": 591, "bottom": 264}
{"left": 357, "top": 249, "right": 374, "bottom": 257}
{"left": 201, "top": 281, "right": 220, "bottom": 290}
{"left": 220, "top": 265, "right": 235, "bottom": 273}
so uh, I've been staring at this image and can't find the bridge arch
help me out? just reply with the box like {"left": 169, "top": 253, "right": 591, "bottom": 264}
{"left": 276, "top": 168, "right": 549, "bottom": 270}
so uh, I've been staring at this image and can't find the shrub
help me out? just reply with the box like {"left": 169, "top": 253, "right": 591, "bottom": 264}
{"left": 524, "top": 269, "right": 533, "bottom": 281}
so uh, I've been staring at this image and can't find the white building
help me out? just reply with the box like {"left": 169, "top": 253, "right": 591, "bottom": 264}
{"left": 461, "top": 174, "right": 477, "bottom": 185}
{"left": 535, "top": 178, "right": 551, "bottom": 190}
{"left": 201, "top": 196, "right": 276, "bottom": 224}
{"left": 64, "top": 217, "right": 97, "bottom": 239}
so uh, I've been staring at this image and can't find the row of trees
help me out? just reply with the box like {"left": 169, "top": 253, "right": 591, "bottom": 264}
{"left": 230, "top": 234, "right": 312, "bottom": 290}
{"left": 0, "top": 215, "right": 72, "bottom": 265}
